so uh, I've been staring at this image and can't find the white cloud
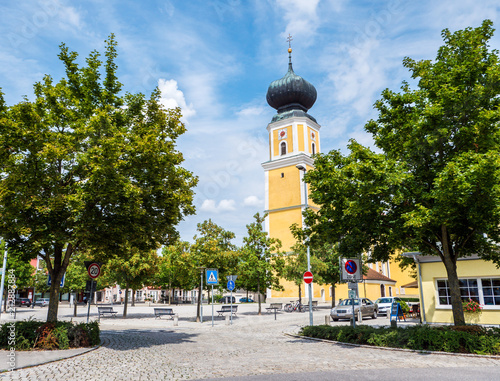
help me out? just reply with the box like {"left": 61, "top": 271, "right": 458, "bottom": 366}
{"left": 237, "top": 106, "right": 266, "bottom": 118}
{"left": 277, "top": 0, "right": 321, "bottom": 41}
{"left": 158, "top": 78, "right": 196, "bottom": 120}
{"left": 243, "top": 196, "right": 263, "bottom": 207}
{"left": 200, "top": 199, "right": 236, "bottom": 213}
{"left": 219, "top": 199, "right": 236, "bottom": 211}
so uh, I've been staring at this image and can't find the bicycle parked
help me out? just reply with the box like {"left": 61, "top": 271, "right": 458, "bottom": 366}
{"left": 284, "top": 300, "right": 305, "bottom": 312}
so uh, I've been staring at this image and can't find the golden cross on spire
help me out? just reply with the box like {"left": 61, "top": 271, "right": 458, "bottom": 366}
{"left": 287, "top": 34, "right": 293, "bottom": 50}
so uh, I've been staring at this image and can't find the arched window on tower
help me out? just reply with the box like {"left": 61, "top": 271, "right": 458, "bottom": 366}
{"left": 311, "top": 142, "right": 316, "bottom": 156}
{"left": 280, "top": 142, "right": 287, "bottom": 156}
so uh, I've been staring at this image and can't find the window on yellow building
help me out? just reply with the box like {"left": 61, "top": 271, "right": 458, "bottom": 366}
{"left": 311, "top": 142, "right": 316, "bottom": 155}
{"left": 280, "top": 142, "right": 286, "bottom": 155}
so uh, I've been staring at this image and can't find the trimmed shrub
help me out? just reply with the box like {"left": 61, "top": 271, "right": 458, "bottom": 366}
{"left": 300, "top": 324, "right": 500, "bottom": 355}
{"left": 0, "top": 320, "right": 100, "bottom": 350}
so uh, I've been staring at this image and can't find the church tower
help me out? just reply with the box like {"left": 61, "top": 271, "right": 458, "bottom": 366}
{"left": 262, "top": 40, "right": 321, "bottom": 301}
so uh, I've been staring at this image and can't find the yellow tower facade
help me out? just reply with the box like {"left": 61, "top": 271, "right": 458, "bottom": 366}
{"left": 262, "top": 46, "right": 321, "bottom": 302}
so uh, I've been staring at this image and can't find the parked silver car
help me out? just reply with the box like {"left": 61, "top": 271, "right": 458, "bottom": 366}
{"left": 34, "top": 298, "right": 50, "bottom": 307}
{"left": 330, "top": 298, "right": 378, "bottom": 321}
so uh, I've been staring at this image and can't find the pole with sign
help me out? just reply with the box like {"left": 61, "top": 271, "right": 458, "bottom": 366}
{"left": 206, "top": 269, "right": 218, "bottom": 326}
{"left": 227, "top": 275, "right": 237, "bottom": 325}
{"left": 84, "top": 262, "right": 102, "bottom": 323}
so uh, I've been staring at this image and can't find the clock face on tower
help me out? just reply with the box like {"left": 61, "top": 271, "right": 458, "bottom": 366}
{"left": 278, "top": 128, "right": 287, "bottom": 140}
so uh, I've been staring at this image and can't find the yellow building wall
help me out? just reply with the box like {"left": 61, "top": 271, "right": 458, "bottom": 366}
{"left": 268, "top": 167, "right": 302, "bottom": 212}
{"left": 272, "top": 126, "right": 293, "bottom": 156}
{"left": 298, "top": 124, "right": 304, "bottom": 152}
{"left": 268, "top": 209, "right": 302, "bottom": 252}
{"left": 420, "top": 259, "right": 500, "bottom": 324}
{"left": 388, "top": 256, "right": 419, "bottom": 298}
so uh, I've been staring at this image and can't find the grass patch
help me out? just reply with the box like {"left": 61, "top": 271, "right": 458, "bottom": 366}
{"left": 300, "top": 324, "right": 500, "bottom": 355}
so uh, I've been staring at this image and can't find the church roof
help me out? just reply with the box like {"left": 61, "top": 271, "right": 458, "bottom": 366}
{"left": 363, "top": 268, "right": 396, "bottom": 283}
{"left": 266, "top": 48, "right": 317, "bottom": 119}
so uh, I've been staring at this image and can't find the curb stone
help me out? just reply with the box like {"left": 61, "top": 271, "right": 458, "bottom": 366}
{"left": 287, "top": 332, "right": 500, "bottom": 359}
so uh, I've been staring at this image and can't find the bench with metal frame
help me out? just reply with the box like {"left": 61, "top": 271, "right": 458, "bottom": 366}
{"left": 98, "top": 306, "right": 117, "bottom": 318}
{"left": 216, "top": 305, "right": 237, "bottom": 317}
{"left": 266, "top": 303, "right": 283, "bottom": 313}
{"left": 153, "top": 307, "right": 176, "bottom": 319}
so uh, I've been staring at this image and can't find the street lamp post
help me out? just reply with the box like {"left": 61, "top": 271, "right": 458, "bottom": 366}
{"left": 297, "top": 164, "right": 313, "bottom": 326}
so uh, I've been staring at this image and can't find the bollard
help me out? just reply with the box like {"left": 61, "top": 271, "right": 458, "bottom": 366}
{"left": 225, "top": 314, "right": 230, "bottom": 325}
{"left": 357, "top": 310, "right": 363, "bottom": 324}
{"left": 325, "top": 315, "right": 330, "bottom": 325}
{"left": 173, "top": 314, "right": 179, "bottom": 326}
{"left": 391, "top": 319, "right": 397, "bottom": 328}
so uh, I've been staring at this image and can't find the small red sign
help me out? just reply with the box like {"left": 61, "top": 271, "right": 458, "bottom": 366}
{"left": 303, "top": 271, "right": 313, "bottom": 284}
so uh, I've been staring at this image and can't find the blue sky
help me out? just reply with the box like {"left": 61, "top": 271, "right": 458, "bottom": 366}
{"left": 1, "top": 0, "right": 499, "bottom": 245}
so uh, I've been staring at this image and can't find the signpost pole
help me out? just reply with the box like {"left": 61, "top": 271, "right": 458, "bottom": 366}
{"left": 211, "top": 284, "right": 214, "bottom": 327}
{"left": 200, "top": 269, "right": 203, "bottom": 324}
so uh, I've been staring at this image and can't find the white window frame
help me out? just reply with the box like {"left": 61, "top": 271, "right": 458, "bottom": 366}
{"left": 435, "top": 277, "right": 500, "bottom": 310}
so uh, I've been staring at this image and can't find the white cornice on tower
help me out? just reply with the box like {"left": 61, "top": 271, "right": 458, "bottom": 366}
{"left": 261, "top": 153, "right": 314, "bottom": 171}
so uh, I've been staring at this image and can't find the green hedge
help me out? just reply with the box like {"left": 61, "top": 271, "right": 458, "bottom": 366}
{"left": 0, "top": 320, "right": 100, "bottom": 350}
{"left": 300, "top": 324, "right": 500, "bottom": 355}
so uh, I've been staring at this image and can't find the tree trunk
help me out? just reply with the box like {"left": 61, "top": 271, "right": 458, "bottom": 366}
{"left": 196, "top": 279, "right": 202, "bottom": 322}
{"left": 257, "top": 282, "right": 261, "bottom": 315}
{"left": 441, "top": 225, "right": 465, "bottom": 326}
{"left": 131, "top": 289, "right": 135, "bottom": 306}
{"left": 73, "top": 292, "right": 78, "bottom": 317}
{"left": 123, "top": 284, "right": 129, "bottom": 318}
{"left": 331, "top": 284, "right": 336, "bottom": 308}
{"left": 298, "top": 284, "right": 302, "bottom": 305}
{"left": 442, "top": 253, "right": 465, "bottom": 325}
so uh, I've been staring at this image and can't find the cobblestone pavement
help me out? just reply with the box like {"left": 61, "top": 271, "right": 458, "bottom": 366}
{"left": 1, "top": 304, "right": 500, "bottom": 380}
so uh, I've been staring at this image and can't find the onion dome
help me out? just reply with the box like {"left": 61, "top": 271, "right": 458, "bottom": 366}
{"left": 266, "top": 48, "right": 317, "bottom": 115}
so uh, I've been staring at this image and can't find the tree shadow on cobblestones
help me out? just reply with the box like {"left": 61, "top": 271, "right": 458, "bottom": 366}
{"left": 100, "top": 329, "right": 198, "bottom": 351}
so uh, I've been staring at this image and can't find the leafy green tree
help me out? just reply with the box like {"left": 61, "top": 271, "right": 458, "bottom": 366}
{"left": 282, "top": 240, "right": 327, "bottom": 306}
{"left": 310, "top": 243, "right": 341, "bottom": 308}
{"left": 156, "top": 241, "right": 198, "bottom": 304}
{"left": 305, "top": 20, "right": 500, "bottom": 326}
{"left": 191, "top": 219, "right": 240, "bottom": 321}
{"left": 103, "top": 248, "right": 159, "bottom": 317}
{"left": 239, "top": 213, "right": 284, "bottom": 315}
{"left": 0, "top": 35, "right": 197, "bottom": 321}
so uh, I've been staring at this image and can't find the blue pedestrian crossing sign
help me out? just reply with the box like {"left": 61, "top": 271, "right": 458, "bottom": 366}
{"left": 206, "top": 269, "right": 219, "bottom": 285}
{"left": 227, "top": 280, "right": 235, "bottom": 291}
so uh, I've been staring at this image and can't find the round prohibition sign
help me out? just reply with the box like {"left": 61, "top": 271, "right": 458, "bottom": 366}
{"left": 88, "top": 263, "right": 101, "bottom": 279}
{"left": 345, "top": 260, "right": 358, "bottom": 275}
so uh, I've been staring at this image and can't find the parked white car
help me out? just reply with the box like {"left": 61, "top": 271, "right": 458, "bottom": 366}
{"left": 374, "top": 297, "right": 403, "bottom": 315}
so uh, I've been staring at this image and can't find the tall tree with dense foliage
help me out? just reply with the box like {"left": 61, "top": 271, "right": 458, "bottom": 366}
{"left": 103, "top": 248, "right": 159, "bottom": 317}
{"left": 0, "top": 35, "right": 197, "bottom": 321}
{"left": 304, "top": 20, "right": 500, "bottom": 326}
{"left": 239, "top": 213, "right": 284, "bottom": 315}
{"left": 191, "top": 219, "right": 240, "bottom": 321}
{"left": 157, "top": 241, "right": 197, "bottom": 304}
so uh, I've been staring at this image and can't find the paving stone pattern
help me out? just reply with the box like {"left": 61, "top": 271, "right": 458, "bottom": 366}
{"left": 1, "top": 304, "right": 500, "bottom": 380}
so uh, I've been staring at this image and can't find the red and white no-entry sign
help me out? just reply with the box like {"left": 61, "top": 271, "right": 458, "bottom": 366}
{"left": 303, "top": 271, "right": 313, "bottom": 284}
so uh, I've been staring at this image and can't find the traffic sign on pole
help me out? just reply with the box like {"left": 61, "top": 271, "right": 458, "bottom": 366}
{"left": 303, "top": 271, "right": 313, "bottom": 284}
{"left": 340, "top": 258, "right": 361, "bottom": 281}
{"left": 227, "top": 280, "right": 235, "bottom": 291}
{"left": 87, "top": 263, "right": 101, "bottom": 279}
{"left": 206, "top": 269, "right": 218, "bottom": 285}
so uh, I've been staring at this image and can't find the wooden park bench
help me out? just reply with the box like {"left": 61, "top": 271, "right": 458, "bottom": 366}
{"left": 217, "top": 305, "right": 238, "bottom": 317}
{"left": 153, "top": 307, "right": 175, "bottom": 319}
{"left": 98, "top": 306, "right": 117, "bottom": 319}
{"left": 266, "top": 303, "right": 283, "bottom": 313}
